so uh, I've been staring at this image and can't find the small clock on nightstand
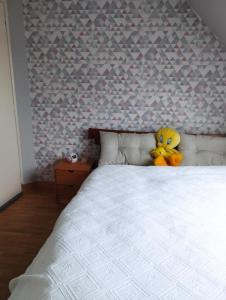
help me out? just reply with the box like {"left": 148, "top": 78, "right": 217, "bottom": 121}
{"left": 54, "top": 159, "right": 93, "bottom": 204}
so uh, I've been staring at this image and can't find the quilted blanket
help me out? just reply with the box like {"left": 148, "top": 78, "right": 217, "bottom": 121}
{"left": 9, "top": 166, "right": 226, "bottom": 299}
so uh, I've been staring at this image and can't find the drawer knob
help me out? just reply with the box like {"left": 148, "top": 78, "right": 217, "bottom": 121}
{"left": 68, "top": 170, "right": 74, "bottom": 173}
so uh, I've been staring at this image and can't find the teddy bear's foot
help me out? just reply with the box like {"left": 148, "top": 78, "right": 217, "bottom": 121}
{"left": 154, "top": 156, "right": 168, "bottom": 166}
{"left": 167, "top": 153, "right": 183, "bottom": 166}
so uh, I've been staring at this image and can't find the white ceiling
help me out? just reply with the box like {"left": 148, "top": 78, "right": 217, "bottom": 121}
{"left": 188, "top": 0, "right": 226, "bottom": 48}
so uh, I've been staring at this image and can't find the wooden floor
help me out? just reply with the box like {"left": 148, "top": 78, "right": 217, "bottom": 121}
{"left": 0, "top": 186, "right": 62, "bottom": 300}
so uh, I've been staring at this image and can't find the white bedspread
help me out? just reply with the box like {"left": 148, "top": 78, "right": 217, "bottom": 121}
{"left": 9, "top": 166, "right": 226, "bottom": 300}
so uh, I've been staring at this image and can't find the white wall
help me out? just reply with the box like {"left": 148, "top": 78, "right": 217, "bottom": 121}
{"left": 0, "top": 1, "right": 21, "bottom": 206}
{"left": 7, "top": 0, "right": 37, "bottom": 183}
{"left": 188, "top": 0, "right": 226, "bottom": 48}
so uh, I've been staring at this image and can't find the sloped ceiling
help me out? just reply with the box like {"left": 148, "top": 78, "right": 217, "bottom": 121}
{"left": 188, "top": 0, "right": 226, "bottom": 48}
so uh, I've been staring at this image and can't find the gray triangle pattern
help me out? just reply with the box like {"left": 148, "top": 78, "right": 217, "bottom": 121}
{"left": 23, "top": 0, "right": 226, "bottom": 180}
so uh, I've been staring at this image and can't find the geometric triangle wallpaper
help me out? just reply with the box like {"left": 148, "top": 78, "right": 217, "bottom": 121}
{"left": 22, "top": 0, "right": 226, "bottom": 180}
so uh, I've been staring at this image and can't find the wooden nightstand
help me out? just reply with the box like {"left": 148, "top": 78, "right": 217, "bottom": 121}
{"left": 54, "top": 159, "right": 93, "bottom": 204}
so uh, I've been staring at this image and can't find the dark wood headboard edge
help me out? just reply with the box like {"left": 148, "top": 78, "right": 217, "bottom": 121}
{"left": 88, "top": 128, "right": 152, "bottom": 145}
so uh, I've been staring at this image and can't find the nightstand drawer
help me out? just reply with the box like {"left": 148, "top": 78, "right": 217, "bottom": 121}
{"left": 54, "top": 159, "right": 93, "bottom": 205}
{"left": 55, "top": 170, "right": 88, "bottom": 185}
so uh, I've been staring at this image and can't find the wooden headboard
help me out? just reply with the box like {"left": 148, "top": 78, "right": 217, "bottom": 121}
{"left": 88, "top": 128, "right": 152, "bottom": 145}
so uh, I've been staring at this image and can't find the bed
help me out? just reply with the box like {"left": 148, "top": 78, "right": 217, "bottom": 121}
{"left": 9, "top": 130, "right": 226, "bottom": 300}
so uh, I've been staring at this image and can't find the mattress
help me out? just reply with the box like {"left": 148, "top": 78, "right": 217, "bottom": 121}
{"left": 9, "top": 165, "right": 226, "bottom": 300}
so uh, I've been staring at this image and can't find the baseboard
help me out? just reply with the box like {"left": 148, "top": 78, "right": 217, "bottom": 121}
{"left": 0, "top": 182, "right": 55, "bottom": 212}
{"left": 0, "top": 192, "right": 23, "bottom": 212}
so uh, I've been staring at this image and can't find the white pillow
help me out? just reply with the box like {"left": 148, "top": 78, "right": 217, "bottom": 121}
{"left": 179, "top": 133, "right": 226, "bottom": 165}
{"left": 99, "top": 131, "right": 156, "bottom": 166}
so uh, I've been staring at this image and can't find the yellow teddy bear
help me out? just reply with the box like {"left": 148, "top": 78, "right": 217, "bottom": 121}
{"left": 150, "top": 128, "right": 183, "bottom": 166}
